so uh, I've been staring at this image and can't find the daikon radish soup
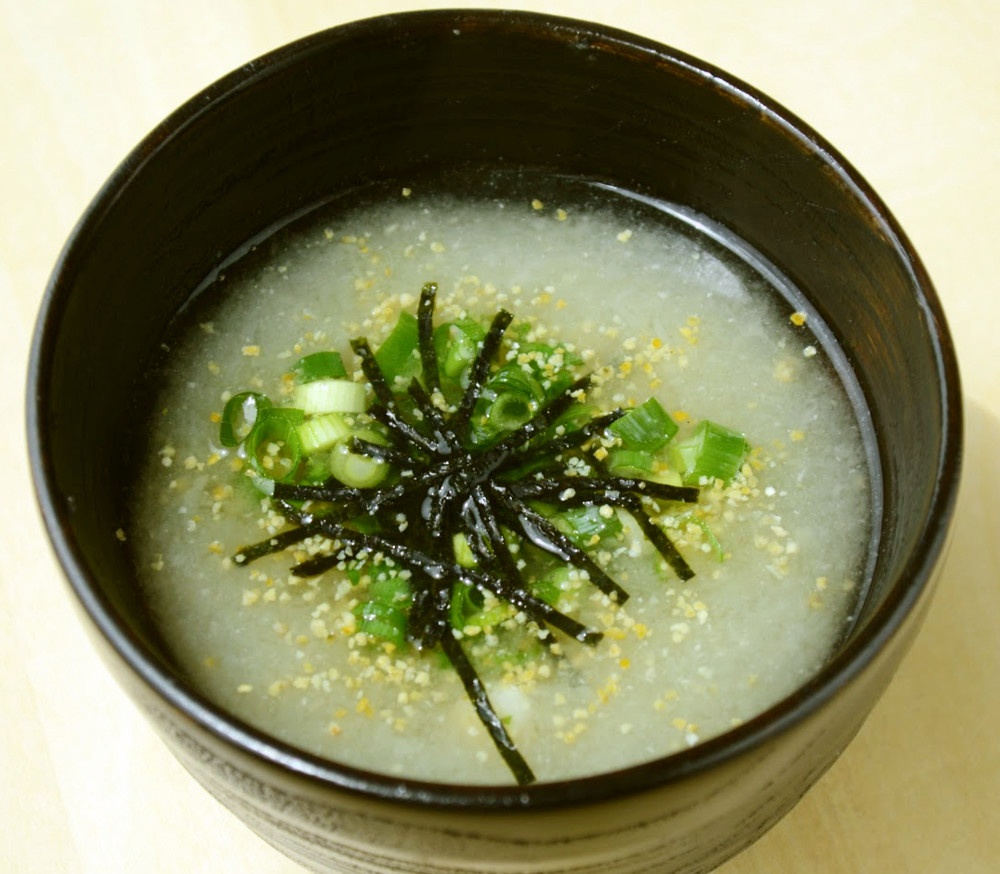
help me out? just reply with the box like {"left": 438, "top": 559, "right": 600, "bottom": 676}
{"left": 129, "top": 173, "right": 876, "bottom": 786}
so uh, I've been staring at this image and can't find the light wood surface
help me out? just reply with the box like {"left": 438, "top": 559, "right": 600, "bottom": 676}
{"left": 2, "top": 2, "right": 997, "bottom": 871}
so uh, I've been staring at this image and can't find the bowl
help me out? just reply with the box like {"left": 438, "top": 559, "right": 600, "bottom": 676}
{"left": 27, "top": 9, "right": 961, "bottom": 874}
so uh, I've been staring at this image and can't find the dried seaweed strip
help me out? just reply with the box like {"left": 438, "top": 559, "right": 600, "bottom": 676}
{"left": 450, "top": 309, "right": 513, "bottom": 438}
{"left": 438, "top": 630, "right": 536, "bottom": 786}
{"left": 416, "top": 282, "right": 442, "bottom": 395}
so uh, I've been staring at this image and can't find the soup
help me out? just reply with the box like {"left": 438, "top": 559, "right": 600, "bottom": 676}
{"left": 128, "top": 175, "right": 874, "bottom": 785}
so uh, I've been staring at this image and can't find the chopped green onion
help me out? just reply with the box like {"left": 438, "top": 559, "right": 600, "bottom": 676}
{"left": 550, "top": 402, "right": 601, "bottom": 435}
{"left": 645, "top": 466, "right": 684, "bottom": 487}
{"left": 293, "top": 378, "right": 366, "bottom": 414}
{"left": 329, "top": 428, "right": 390, "bottom": 488}
{"left": 244, "top": 407, "right": 304, "bottom": 482}
{"left": 357, "top": 574, "right": 412, "bottom": 646}
{"left": 516, "top": 342, "right": 584, "bottom": 369}
{"left": 449, "top": 581, "right": 483, "bottom": 630}
{"left": 375, "top": 311, "right": 421, "bottom": 383}
{"left": 605, "top": 448, "right": 655, "bottom": 478}
{"left": 370, "top": 573, "right": 412, "bottom": 603}
{"left": 296, "top": 412, "right": 353, "bottom": 455}
{"left": 514, "top": 342, "right": 584, "bottom": 399}
{"left": 246, "top": 472, "right": 275, "bottom": 497}
{"left": 452, "top": 533, "right": 478, "bottom": 568}
{"left": 552, "top": 504, "right": 623, "bottom": 548}
{"left": 434, "top": 319, "right": 487, "bottom": 379}
{"left": 529, "top": 575, "right": 562, "bottom": 607}
{"left": 292, "top": 350, "right": 348, "bottom": 383}
{"left": 480, "top": 393, "right": 536, "bottom": 433}
{"left": 301, "top": 454, "right": 333, "bottom": 484}
{"left": 671, "top": 420, "right": 748, "bottom": 485}
{"left": 219, "top": 391, "right": 270, "bottom": 448}
{"left": 608, "top": 397, "right": 678, "bottom": 451}
{"left": 450, "top": 582, "right": 512, "bottom": 632}
{"left": 472, "top": 364, "right": 546, "bottom": 439}
{"left": 532, "top": 563, "right": 583, "bottom": 606}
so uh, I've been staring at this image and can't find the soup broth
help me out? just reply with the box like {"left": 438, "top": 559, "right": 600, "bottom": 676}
{"left": 129, "top": 175, "right": 874, "bottom": 785}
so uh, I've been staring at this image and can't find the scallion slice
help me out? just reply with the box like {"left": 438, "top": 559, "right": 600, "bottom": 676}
{"left": 449, "top": 580, "right": 482, "bottom": 630}
{"left": 553, "top": 504, "right": 623, "bottom": 548}
{"left": 293, "top": 378, "right": 366, "bottom": 414}
{"left": 449, "top": 582, "right": 510, "bottom": 632}
{"left": 480, "top": 393, "right": 537, "bottom": 435}
{"left": 219, "top": 391, "right": 270, "bottom": 448}
{"left": 452, "top": 532, "right": 478, "bottom": 568}
{"left": 550, "top": 402, "right": 600, "bottom": 435}
{"left": 329, "top": 428, "right": 390, "bottom": 488}
{"left": 374, "top": 311, "right": 421, "bottom": 384}
{"left": 515, "top": 342, "right": 584, "bottom": 369}
{"left": 292, "top": 350, "right": 348, "bottom": 383}
{"left": 605, "top": 448, "right": 655, "bottom": 478}
{"left": 357, "top": 574, "right": 412, "bottom": 646}
{"left": 244, "top": 407, "right": 305, "bottom": 482}
{"left": 295, "top": 412, "right": 353, "bottom": 455}
{"left": 515, "top": 342, "right": 584, "bottom": 399}
{"left": 434, "top": 319, "right": 487, "bottom": 380}
{"left": 671, "top": 420, "right": 748, "bottom": 485}
{"left": 607, "top": 397, "right": 678, "bottom": 451}
{"left": 531, "top": 565, "right": 573, "bottom": 606}
{"left": 472, "top": 364, "right": 546, "bottom": 440}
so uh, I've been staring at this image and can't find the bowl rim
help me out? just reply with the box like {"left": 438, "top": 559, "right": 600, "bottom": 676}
{"left": 27, "top": 7, "right": 963, "bottom": 812}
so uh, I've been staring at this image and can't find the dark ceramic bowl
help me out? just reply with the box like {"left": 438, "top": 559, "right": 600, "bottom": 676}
{"left": 28, "top": 9, "right": 961, "bottom": 874}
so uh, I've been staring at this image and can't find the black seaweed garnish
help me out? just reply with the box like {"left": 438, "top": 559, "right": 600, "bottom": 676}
{"left": 234, "top": 283, "right": 699, "bottom": 785}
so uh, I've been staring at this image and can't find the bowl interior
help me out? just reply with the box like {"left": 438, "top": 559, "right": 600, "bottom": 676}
{"left": 29, "top": 9, "right": 959, "bottom": 800}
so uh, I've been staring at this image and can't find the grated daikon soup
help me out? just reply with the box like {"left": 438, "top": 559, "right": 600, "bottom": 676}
{"left": 129, "top": 175, "right": 874, "bottom": 784}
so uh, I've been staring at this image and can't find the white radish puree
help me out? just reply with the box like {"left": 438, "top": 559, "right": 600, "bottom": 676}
{"left": 129, "top": 179, "right": 872, "bottom": 784}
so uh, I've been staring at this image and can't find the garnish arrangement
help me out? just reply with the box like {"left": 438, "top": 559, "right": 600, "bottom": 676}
{"left": 223, "top": 282, "right": 748, "bottom": 784}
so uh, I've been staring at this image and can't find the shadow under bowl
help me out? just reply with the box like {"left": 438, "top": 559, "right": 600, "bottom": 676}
{"left": 27, "top": 9, "right": 961, "bottom": 874}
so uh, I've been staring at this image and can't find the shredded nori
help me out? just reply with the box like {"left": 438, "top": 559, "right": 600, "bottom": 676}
{"left": 233, "top": 282, "right": 699, "bottom": 785}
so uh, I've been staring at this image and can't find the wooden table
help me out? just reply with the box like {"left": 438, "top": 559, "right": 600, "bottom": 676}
{"left": 3, "top": 2, "right": 996, "bottom": 871}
